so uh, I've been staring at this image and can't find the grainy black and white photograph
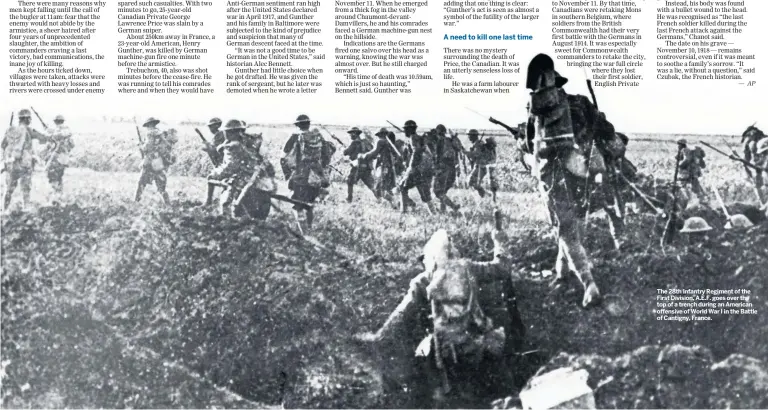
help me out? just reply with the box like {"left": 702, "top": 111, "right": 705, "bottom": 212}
{"left": 2, "top": 51, "right": 768, "bottom": 409}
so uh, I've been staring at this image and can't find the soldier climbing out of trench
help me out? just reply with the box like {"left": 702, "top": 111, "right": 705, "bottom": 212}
{"left": 354, "top": 209, "right": 526, "bottom": 404}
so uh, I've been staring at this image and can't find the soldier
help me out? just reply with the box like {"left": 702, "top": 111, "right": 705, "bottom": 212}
{"left": 2, "top": 109, "right": 48, "bottom": 209}
{"left": 342, "top": 126, "right": 378, "bottom": 202}
{"left": 399, "top": 120, "right": 436, "bottom": 214}
{"left": 208, "top": 119, "right": 270, "bottom": 217}
{"left": 354, "top": 222, "right": 525, "bottom": 399}
{"left": 42, "top": 115, "right": 75, "bottom": 198}
{"left": 283, "top": 114, "right": 331, "bottom": 231}
{"left": 676, "top": 139, "right": 708, "bottom": 205}
{"left": 135, "top": 117, "right": 177, "bottom": 205}
{"left": 360, "top": 127, "right": 401, "bottom": 208}
{"left": 200, "top": 117, "right": 227, "bottom": 207}
{"left": 432, "top": 124, "right": 463, "bottom": 213}
{"left": 464, "top": 129, "right": 499, "bottom": 198}
{"left": 525, "top": 53, "right": 628, "bottom": 308}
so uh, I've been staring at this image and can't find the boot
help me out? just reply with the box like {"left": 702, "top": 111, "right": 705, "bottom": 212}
{"left": 425, "top": 201, "right": 437, "bottom": 215}
{"left": 205, "top": 183, "right": 216, "bottom": 206}
{"left": 400, "top": 191, "right": 410, "bottom": 213}
{"left": 442, "top": 196, "right": 460, "bottom": 212}
{"left": 347, "top": 184, "right": 354, "bottom": 202}
{"left": 305, "top": 208, "right": 314, "bottom": 231}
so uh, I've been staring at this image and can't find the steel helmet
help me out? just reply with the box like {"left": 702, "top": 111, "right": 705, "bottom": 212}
{"left": 347, "top": 126, "right": 362, "bottom": 135}
{"left": 207, "top": 117, "right": 222, "bottom": 126}
{"left": 143, "top": 117, "right": 160, "bottom": 127}
{"left": 680, "top": 216, "right": 713, "bottom": 233}
{"left": 18, "top": 109, "right": 31, "bottom": 118}
{"left": 294, "top": 114, "right": 310, "bottom": 124}
{"left": 375, "top": 127, "right": 388, "bottom": 137}
{"left": 404, "top": 120, "right": 417, "bottom": 129}
{"left": 54, "top": 115, "right": 65, "bottom": 122}
{"left": 725, "top": 214, "right": 754, "bottom": 230}
{"left": 468, "top": 129, "right": 479, "bottom": 136}
{"left": 435, "top": 124, "right": 447, "bottom": 133}
{"left": 677, "top": 139, "right": 687, "bottom": 146}
{"left": 756, "top": 138, "right": 768, "bottom": 155}
{"left": 222, "top": 119, "right": 245, "bottom": 131}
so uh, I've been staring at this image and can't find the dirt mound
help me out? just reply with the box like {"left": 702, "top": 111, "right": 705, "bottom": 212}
{"left": 513, "top": 344, "right": 768, "bottom": 409}
{"left": 3, "top": 201, "right": 767, "bottom": 408}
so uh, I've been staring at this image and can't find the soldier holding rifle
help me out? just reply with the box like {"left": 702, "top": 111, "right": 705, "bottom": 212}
{"left": 40, "top": 113, "right": 75, "bottom": 198}
{"left": 2, "top": 109, "right": 47, "bottom": 209}
{"left": 134, "top": 117, "right": 177, "bottom": 205}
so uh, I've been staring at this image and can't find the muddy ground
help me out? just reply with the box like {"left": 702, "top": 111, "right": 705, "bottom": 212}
{"left": 2, "top": 201, "right": 767, "bottom": 408}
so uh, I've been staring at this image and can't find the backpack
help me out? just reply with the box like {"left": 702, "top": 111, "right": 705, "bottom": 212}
{"left": 299, "top": 129, "right": 325, "bottom": 165}
{"left": 360, "top": 136, "right": 374, "bottom": 153}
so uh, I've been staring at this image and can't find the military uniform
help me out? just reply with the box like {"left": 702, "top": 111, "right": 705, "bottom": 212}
{"left": 399, "top": 120, "right": 436, "bottom": 213}
{"left": 464, "top": 129, "right": 499, "bottom": 197}
{"left": 135, "top": 117, "right": 177, "bottom": 204}
{"left": 282, "top": 115, "right": 330, "bottom": 231}
{"left": 355, "top": 228, "right": 525, "bottom": 395}
{"left": 2, "top": 109, "right": 47, "bottom": 209}
{"left": 432, "top": 125, "right": 463, "bottom": 212}
{"left": 43, "top": 115, "right": 74, "bottom": 195}
{"left": 677, "top": 140, "right": 708, "bottom": 204}
{"left": 343, "top": 127, "right": 378, "bottom": 202}
{"left": 525, "top": 54, "right": 623, "bottom": 307}
{"left": 209, "top": 119, "right": 272, "bottom": 217}
{"left": 360, "top": 127, "right": 401, "bottom": 206}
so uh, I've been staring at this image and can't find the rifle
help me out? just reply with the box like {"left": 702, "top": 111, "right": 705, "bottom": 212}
{"left": 701, "top": 141, "right": 768, "bottom": 173}
{"left": 488, "top": 117, "right": 520, "bottom": 137}
{"left": 207, "top": 179, "right": 313, "bottom": 209}
{"left": 134, "top": 124, "right": 145, "bottom": 158}
{"left": 30, "top": 106, "right": 48, "bottom": 129}
{"left": 318, "top": 124, "right": 346, "bottom": 148}
{"left": 386, "top": 120, "right": 404, "bottom": 133}
{"left": 661, "top": 144, "right": 683, "bottom": 245}
{"left": 10, "top": 112, "right": 14, "bottom": 127}
{"left": 195, "top": 128, "right": 221, "bottom": 166}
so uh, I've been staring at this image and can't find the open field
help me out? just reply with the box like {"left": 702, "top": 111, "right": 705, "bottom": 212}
{"left": 2, "top": 121, "right": 768, "bottom": 408}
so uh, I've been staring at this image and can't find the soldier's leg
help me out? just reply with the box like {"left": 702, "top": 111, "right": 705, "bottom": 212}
{"left": 4, "top": 169, "right": 20, "bottom": 208}
{"left": 433, "top": 170, "right": 448, "bottom": 212}
{"left": 135, "top": 169, "right": 151, "bottom": 202}
{"left": 346, "top": 167, "right": 356, "bottom": 202}
{"left": 417, "top": 178, "right": 437, "bottom": 214}
{"left": 360, "top": 168, "right": 379, "bottom": 198}
{"left": 489, "top": 167, "right": 499, "bottom": 201}
{"left": 205, "top": 183, "right": 217, "bottom": 206}
{"left": 554, "top": 199, "right": 600, "bottom": 308}
{"left": 19, "top": 170, "right": 33, "bottom": 208}
{"left": 470, "top": 167, "right": 486, "bottom": 197}
{"left": 154, "top": 172, "right": 171, "bottom": 204}
{"left": 46, "top": 163, "right": 63, "bottom": 194}
{"left": 441, "top": 169, "right": 460, "bottom": 211}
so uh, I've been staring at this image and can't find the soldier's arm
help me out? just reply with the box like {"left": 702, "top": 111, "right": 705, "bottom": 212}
{"left": 360, "top": 139, "right": 383, "bottom": 161}
{"left": 679, "top": 150, "right": 694, "bottom": 168}
{"left": 343, "top": 140, "right": 357, "bottom": 157}
{"left": 467, "top": 229, "right": 512, "bottom": 279}
{"left": 209, "top": 144, "right": 241, "bottom": 179}
{"left": 30, "top": 127, "right": 49, "bottom": 142}
{"left": 283, "top": 134, "right": 298, "bottom": 154}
